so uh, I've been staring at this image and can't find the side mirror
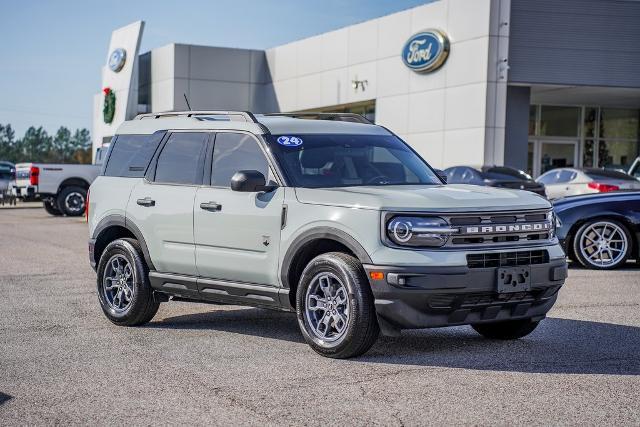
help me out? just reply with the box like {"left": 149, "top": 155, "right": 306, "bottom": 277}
{"left": 434, "top": 169, "right": 447, "bottom": 183}
{"left": 230, "top": 170, "right": 277, "bottom": 192}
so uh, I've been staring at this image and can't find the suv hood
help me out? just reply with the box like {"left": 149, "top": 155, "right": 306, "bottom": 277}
{"left": 294, "top": 184, "right": 551, "bottom": 212}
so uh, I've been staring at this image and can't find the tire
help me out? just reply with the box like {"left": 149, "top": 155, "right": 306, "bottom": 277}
{"left": 472, "top": 319, "right": 540, "bottom": 340}
{"left": 96, "top": 238, "right": 159, "bottom": 326}
{"left": 296, "top": 252, "right": 379, "bottom": 359}
{"left": 56, "top": 186, "right": 87, "bottom": 216}
{"left": 572, "top": 219, "right": 632, "bottom": 270}
{"left": 43, "top": 200, "right": 63, "bottom": 216}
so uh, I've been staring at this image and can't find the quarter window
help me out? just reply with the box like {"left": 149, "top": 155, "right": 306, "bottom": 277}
{"left": 210, "top": 133, "right": 270, "bottom": 187}
{"left": 103, "top": 133, "right": 164, "bottom": 178}
{"left": 154, "top": 132, "right": 208, "bottom": 185}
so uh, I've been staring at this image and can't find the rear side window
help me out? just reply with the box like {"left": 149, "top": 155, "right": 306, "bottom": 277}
{"left": 210, "top": 133, "right": 269, "bottom": 187}
{"left": 154, "top": 132, "right": 208, "bottom": 185}
{"left": 103, "top": 133, "right": 164, "bottom": 178}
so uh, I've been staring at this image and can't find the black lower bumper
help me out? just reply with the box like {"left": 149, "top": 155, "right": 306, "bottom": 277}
{"left": 364, "top": 258, "right": 567, "bottom": 333}
{"left": 88, "top": 238, "right": 97, "bottom": 271}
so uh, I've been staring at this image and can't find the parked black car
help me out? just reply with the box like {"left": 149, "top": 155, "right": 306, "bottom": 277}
{"left": 554, "top": 191, "right": 640, "bottom": 270}
{"left": 444, "top": 165, "right": 546, "bottom": 196}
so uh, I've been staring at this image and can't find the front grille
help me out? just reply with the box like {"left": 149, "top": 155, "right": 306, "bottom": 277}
{"left": 442, "top": 209, "right": 552, "bottom": 248}
{"left": 466, "top": 250, "right": 549, "bottom": 269}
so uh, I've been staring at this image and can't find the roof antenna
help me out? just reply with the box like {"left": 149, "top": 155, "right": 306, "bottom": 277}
{"left": 183, "top": 93, "right": 192, "bottom": 111}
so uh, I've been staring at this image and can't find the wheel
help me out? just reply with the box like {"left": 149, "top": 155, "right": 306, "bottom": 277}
{"left": 296, "top": 252, "right": 379, "bottom": 359}
{"left": 43, "top": 199, "right": 63, "bottom": 216}
{"left": 472, "top": 319, "right": 540, "bottom": 340}
{"left": 96, "top": 238, "right": 159, "bottom": 326}
{"left": 572, "top": 219, "right": 632, "bottom": 269}
{"left": 56, "top": 186, "right": 87, "bottom": 216}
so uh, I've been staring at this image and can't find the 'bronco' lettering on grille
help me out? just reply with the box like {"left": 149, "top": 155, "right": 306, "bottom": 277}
{"left": 464, "top": 223, "right": 550, "bottom": 234}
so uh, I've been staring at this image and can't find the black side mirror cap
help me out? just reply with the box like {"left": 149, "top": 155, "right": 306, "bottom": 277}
{"left": 434, "top": 169, "right": 447, "bottom": 183}
{"left": 230, "top": 170, "right": 277, "bottom": 192}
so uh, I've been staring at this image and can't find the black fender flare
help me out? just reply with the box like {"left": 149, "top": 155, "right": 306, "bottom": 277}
{"left": 280, "top": 226, "right": 372, "bottom": 289}
{"left": 92, "top": 214, "right": 156, "bottom": 271}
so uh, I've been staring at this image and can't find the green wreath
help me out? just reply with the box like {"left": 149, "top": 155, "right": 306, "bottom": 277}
{"left": 103, "top": 87, "right": 116, "bottom": 124}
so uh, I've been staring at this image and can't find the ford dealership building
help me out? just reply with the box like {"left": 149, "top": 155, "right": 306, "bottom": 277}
{"left": 93, "top": 0, "right": 640, "bottom": 177}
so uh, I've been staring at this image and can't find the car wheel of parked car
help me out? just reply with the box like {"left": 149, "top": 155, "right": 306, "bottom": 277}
{"left": 57, "top": 186, "right": 87, "bottom": 216}
{"left": 472, "top": 319, "right": 540, "bottom": 339}
{"left": 572, "top": 219, "right": 632, "bottom": 270}
{"left": 96, "top": 238, "right": 159, "bottom": 326}
{"left": 296, "top": 252, "right": 379, "bottom": 359}
{"left": 43, "top": 200, "right": 63, "bottom": 216}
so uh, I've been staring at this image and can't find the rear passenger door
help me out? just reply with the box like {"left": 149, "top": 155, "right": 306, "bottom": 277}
{"left": 194, "top": 132, "right": 284, "bottom": 287}
{"left": 127, "top": 131, "right": 209, "bottom": 278}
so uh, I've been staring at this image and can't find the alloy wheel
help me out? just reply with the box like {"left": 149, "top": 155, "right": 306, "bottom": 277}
{"left": 304, "top": 272, "right": 350, "bottom": 342}
{"left": 578, "top": 221, "right": 628, "bottom": 267}
{"left": 102, "top": 254, "right": 134, "bottom": 313}
{"left": 64, "top": 191, "right": 85, "bottom": 214}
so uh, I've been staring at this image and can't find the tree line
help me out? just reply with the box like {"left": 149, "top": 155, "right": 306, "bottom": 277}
{"left": 0, "top": 123, "right": 92, "bottom": 164}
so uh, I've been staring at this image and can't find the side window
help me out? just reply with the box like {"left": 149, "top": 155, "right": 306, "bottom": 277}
{"left": 103, "top": 133, "right": 163, "bottom": 178}
{"left": 154, "top": 132, "right": 208, "bottom": 185}
{"left": 210, "top": 133, "right": 270, "bottom": 187}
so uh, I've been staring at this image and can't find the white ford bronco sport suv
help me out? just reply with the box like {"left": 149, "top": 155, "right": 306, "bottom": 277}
{"left": 88, "top": 111, "right": 567, "bottom": 358}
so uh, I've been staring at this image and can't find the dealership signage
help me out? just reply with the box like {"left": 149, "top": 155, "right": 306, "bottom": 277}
{"left": 402, "top": 30, "right": 450, "bottom": 73}
{"left": 108, "top": 48, "right": 127, "bottom": 73}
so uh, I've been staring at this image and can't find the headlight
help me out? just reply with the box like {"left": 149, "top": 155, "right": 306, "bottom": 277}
{"left": 386, "top": 216, "right": 456, "bottom": 247}
{"left": 547, "top": 210, "right": 559, "bottom": 238}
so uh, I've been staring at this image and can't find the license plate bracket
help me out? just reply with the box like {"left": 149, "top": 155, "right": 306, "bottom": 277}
{"left": 497, "top": 267, "right": 531, "bottom": 293}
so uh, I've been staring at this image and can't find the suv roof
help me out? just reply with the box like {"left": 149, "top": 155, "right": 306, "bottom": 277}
{"left": 116, "top": 111, "right": 390, "bottom": 137}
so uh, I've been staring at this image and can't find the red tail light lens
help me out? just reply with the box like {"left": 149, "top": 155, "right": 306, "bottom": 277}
{"left": 85, "top": 189, "right": 90, "bottom": 222}
{"left": 29, "top": 166, "right": 39, "bottom": 186}
{"left": 588, "top": 182, "right": 619, "bottom": 192}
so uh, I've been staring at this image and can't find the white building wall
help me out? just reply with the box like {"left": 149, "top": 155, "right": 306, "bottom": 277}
{"left": 266, "top": 0, "right": 506, "bottom": 169}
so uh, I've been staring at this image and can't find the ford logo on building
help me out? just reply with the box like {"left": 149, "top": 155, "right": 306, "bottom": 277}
{"left": 401, "top": 30, "right": 450, "bottom": 73}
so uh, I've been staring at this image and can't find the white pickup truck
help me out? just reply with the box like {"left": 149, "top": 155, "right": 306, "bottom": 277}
{"left": 13, "top": 162, "right": 101, "bottom": 216}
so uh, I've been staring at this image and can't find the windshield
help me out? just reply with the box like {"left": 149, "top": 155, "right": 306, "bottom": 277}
{"left": 0, "top": 164, "right": 14, "bottom": 180}
{"left": 266, "top": 134, "right": 441, "bottom": 188}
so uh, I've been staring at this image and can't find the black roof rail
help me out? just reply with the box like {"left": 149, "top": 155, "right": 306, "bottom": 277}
{"left": 134, "top": 110, "right": 260, "bottom": 123}
{"left": 262, "top": 112, "right": 373, "bottom": 124}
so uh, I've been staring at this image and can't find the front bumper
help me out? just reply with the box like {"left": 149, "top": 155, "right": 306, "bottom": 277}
{"left": 364, "top": 257, "right": 567, "bottom": 332}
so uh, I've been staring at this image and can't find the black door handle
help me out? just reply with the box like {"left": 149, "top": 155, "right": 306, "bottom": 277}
{"left": 200, "top": 201, "right": 222, "bottom": 212}
{"left": 137, "top": 197, "right": 155, "bottom": 207}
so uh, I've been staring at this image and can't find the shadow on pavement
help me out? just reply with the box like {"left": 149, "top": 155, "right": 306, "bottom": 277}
{"left": 0, "top": 392, "right": 12, "bottom": 405}
{"left": 153, "top": 309, "right": 640, "bottom": 375}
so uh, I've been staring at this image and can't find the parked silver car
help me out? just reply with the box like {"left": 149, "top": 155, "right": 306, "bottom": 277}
{"left": 536, "top": 167, "right": 640, "bottom": 200}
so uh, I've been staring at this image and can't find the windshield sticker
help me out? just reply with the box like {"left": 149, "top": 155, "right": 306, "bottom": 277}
{"left": 276, "top": 136, "right": 303, "bottom": 147}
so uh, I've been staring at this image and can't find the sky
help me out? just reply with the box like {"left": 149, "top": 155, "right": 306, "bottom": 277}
{"left": 0, "top": 0, "right": 429, "bottom": 137}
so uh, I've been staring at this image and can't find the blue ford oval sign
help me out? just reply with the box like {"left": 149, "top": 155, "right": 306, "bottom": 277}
{"left": 401, "top": 30, "right": 450, "bottom": 73}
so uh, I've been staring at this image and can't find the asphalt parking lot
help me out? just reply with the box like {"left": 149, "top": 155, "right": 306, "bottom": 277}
{"left": 1, "top": 206, "right": 639, "bottom": 425}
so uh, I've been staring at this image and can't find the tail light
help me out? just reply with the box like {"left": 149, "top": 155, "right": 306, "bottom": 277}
{"left": 85, "top": 189, "right": 90, "bottom": 222}
{"left": 588, "top": 182, "right": 619, "bottom": 193}
{"left": 29, "top": 166, "right": 39, "bottom": 186}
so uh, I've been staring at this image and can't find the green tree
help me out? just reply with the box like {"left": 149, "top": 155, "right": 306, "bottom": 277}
{"left": 0, "top": 124, "right": 92, "bottom": 164}
{"left": 51, "top": 126, "right": 71, "bottom": 162}
{"left": 0, "top": 124, "right": 17, "bottom": 162}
